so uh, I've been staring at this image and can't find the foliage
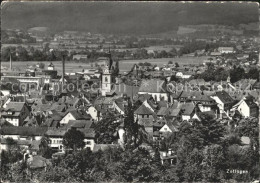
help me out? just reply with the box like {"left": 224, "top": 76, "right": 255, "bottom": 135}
{"left": 230, "top": 65, "right": 245, "bottom": 83}
{"left": 63, "top": 128, "right": 85, "bottom": 151}
{"left": 38, "top": 62, "right": 45, "bottom": 69}
{"left": 202, "top": 144, "right": 226, "bottom": 182}
{"left": 94, "top": 113, "right": 120, "bottom": 144}
{"left": 39, "top": 136, "right": 53, "bottom": 159}
{"left": 199, "top": 66, "right": 229, "bottom": 82}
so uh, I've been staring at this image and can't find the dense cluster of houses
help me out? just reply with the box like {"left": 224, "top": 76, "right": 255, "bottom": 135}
{"left": 0, "top": 51, "right": 259, "bottom": 168}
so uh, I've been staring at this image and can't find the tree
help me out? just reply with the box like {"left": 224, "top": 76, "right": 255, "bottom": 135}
{"left": 153, "top": 148, "right": 161, "bottom": 167}
{"left": 10, "top": 161, "right": 29, "bottom": 182}
{"left": 94, "top": 113, "right": 120, "bottom": 144}
{"left": 39, "top": 135, "right": 52, "bottom": 159}
{"left": 183, "top": 148, "right": 203, "bottom": 182}
{"left": 63, "top": 128, "right": 85, "bottom": 151}
{"left": 202, "top": 144, "right": 226, "bottom": 182}
{"left": 205, "top": 44, "right": 210, "bottom": 52}
{"left": 113, "top": 60, "right": 119, "bottom": 76}
{"left": 230, "top": 65, "right": 245, "bottom": 83}
{"left": 38, "top": 63, "right": 45, "bottom": 69}
{"left": 124, "top": 100, "right": 140, "bottom": 148}
{"left": 246, "top": 68, "right": 259, "bottom": 81}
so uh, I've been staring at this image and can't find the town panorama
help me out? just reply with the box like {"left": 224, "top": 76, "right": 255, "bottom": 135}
{"left": 0, "top": 1, "right": 259, "bottom": 182}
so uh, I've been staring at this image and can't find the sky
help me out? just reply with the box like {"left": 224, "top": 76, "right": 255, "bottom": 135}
{"left": 1, "top": 1, "right": 259, "bottom": 34}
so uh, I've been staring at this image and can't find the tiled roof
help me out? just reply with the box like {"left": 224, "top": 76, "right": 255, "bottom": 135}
{"left": 180, "top": 103, "right": 195, "bottom": 115}
{"left": 45, "top": 128, "right": 67, "bottom": 137}
{"left": 67, "top": 120, "right": 94, "bottom": 129}
{"left": 5, "top": 102, "right": 26, "bottom": 112}
{"left": 137, "top": 94, "right": 153, "bottom": 102}
{"left": 68, "top": 110, "right": 91, "bottom": 120}
{"left": 114, "top": 84, "right": 139, "bottom": 98}
{"left": 157, "top": 107, "right": 168, "bottom": 116}
{"left": 138, "top": 118, "right": 153, "bottom": 127}
{"left": 78, "top": 128, "right": 95, "bottom": 138}
{"left": 153, "top": 118, "right": 166, "bottom": 128}
{"left": 28, "top": 155, "right": 52, "bottom": 169}
{"left": 139, "top": 79, "right": 167, "bottom": 93}
{"left": 215, "top": 91, "right": 234, "bottom": 104}
{"left": 135, "top": 104, "right": 154, "bottom": 115}
{"left": 0, "top": 126, "right": 48, "bottom": 136}
{"left": 192, "top": 95, "right": 215, "bottom": 102}
{"left": 168, "top": 108, "right": 181, "bottom": 117}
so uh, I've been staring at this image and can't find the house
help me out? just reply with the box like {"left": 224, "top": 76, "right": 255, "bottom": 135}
{"left": 134, "top": 100, "right": 155, "bottom": 120}
{"left": 27, "top": 155, "right": 52, "bottom": 171}
{"left": 113, "top": 98, "right": 128, "bottom": 115}
{"left": 60, "top": 110, "right": 91, "bottom": 125}
{"left": 176, "top": 71, "right": 183, "bottom": 78}
{"left": 157, "top": 107, "right": 169, "bottom": 119}
{"left": 218, "top": 47, "right": 235, "bottom": 54}
{"left": 78, "top": 128, "right": 96, "bottom": 151}
{"left": 45, "top": 128, "right": 66, "bottom": 152}
{"left": 181, "top": 72, "right": 193, "bottom": 79}
{"left": 231, "top": 95, "right": 259, "bottom": 118}
{"left": 0, "top": 126, "right": 47, "bottom": 140}
{"left": 138, "top": 79, "right": 168, "bottom": 102}
{"left": 191, "top": 95, "right": 217, "bottom": 112}
{"left": 0, "top": 138, "right": 30, "bottom": 153}
{"left": 87, "top": 106, "right": 100, "bottom": 121}
{"left": 159, "top": 149, "right": 177, "bottom": 165}
{"left": 47, "top": 62, "right": 55, "bottom": 70}
{"left": 159, "top": 123, "right": 178, "bottom": 134}
{"left": 138, "top": 118, "right": 153, "bottom": 135}
{"left": 1, "top": 102, "right": 30, "bottom": 126}
{"left": 180, "top": 102, "right": 196, "bottom": 121}
{"left": 211, "top": 91, "right": 234, "bottom": 119}
{"left": 66, "top": 120, "right": 94, "bottom": 130}
{"left": 73, "top": 54, "right": 88, "bottom": 61}
{"left": 210, "top": 52, "right": 222, "bottom": 57}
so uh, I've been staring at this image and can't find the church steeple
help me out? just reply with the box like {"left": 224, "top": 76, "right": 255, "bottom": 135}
{"left": 101, "top": 49, "right": 114, "bottom": 96}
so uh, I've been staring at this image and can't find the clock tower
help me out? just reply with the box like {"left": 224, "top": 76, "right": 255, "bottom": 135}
{"left": 101, "top": 52, "right": 113, "bottom": 96}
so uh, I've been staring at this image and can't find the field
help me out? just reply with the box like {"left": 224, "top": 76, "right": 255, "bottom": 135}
{"left": 1, "top": 56, "right": 209, "bottom": 74}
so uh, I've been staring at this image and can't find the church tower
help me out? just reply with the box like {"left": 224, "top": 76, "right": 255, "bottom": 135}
{"left": 101, "top": 51, "right": 113, "bottom": 96}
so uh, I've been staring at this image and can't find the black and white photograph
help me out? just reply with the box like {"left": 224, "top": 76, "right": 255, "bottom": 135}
{"left": 0, "top": 1, "right": 259, "bottom": 182}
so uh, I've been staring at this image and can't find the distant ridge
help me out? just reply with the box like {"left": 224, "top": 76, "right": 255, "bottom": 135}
{"left": 2, "top": 2, "right": 259, "bottom": 35}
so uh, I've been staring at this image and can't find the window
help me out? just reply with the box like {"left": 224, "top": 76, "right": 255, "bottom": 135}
{"left": 105, "top": 77, "right": 108, "bottom": 82}
{"left": 86, "top": 141, "right": 91, "bottom": 145}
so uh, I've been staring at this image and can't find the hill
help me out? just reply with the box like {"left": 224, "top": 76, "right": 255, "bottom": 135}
{"left": 1, "top": 2, "right": 259, "bottom": 35}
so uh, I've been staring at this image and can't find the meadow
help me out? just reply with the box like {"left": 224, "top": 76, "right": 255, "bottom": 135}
{"left": 1, "top": 56, "right": 209, "bottom": 74}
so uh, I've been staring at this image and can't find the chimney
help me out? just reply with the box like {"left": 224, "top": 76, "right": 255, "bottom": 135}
{"left": 10, "top": 54, "right": 12, "bottom": 71}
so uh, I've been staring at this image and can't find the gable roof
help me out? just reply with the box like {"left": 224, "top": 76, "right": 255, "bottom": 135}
{"left": 78, "top": 128, "right": 95, "bottom": 138}
{"left": 67, "top": 120, "right": 94, "bottom": 129}
{"left": 215, "top": 91, "right": 234, "bottom": 104}
{"left": 5, "top": 102, "right": 26, "bottom": 112}
{"left": 139, "top": 79, "right": 167, "bottom": 93}
{"left": 157, "top": 107, "right": 168, "bottom": 116}
{"left": 161, "top": 123, "right": 179, "bottom": 132}
{"left": 28, "top": 155, "right": 52, "bottom": 169}
{"left": 135, "top": 103, "right": 154, "bottom": 115}
{"left": 67, "top": 110, "right": 91, "bottom": 120}
{"left": 114, "top": 84, "right": 139, "bottom": 98}
{"left": 181, "top": 103, "right": 195, "bottom": 115}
